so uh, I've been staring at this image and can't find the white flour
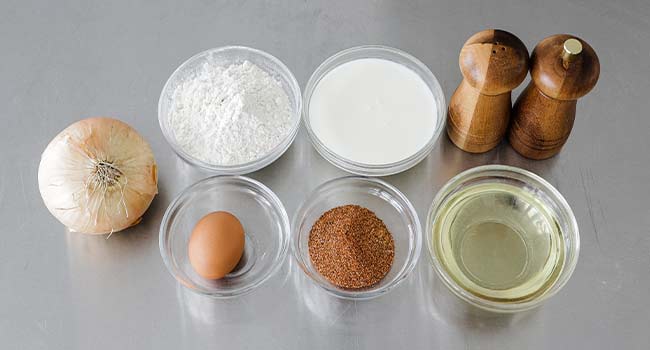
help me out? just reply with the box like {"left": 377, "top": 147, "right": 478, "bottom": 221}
{"left": 170, "top": 60, "right": 292, "bottom": 165}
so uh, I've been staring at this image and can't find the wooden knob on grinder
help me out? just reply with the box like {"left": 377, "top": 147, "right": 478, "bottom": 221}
{"left": 508, "top": 34, "right": 600, "bottom": 159}
{"left": 447, "top": 29, "right": 529, "bottom": 153}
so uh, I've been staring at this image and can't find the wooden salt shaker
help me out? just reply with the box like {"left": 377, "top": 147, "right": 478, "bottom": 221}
{"left": 447, "top": 29, "right": 529, "bottom": 153}
{"left": 508, "top": 34, "right": 600, "bottom": 159}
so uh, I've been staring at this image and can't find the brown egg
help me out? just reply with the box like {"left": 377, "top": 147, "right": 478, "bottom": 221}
{"left": 188, "top": 211, "right": 245, "bottom": 279}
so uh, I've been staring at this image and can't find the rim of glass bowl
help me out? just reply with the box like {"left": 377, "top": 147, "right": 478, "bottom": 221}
{"left": 159, "top": 175, "right": 290, "bottom": 298}
{"left": 425, "top": 165, "right": 581, "bottom": 313}
{"left": 291, "top": 176, "right": 423, "bottom": 300}
{"left": 302, "top": 45, "right": 446, "bottom": 177}
{"left": 158, "top": 46, "right": 302, "bottom": 175}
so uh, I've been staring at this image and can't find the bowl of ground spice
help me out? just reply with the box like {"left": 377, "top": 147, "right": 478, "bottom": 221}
{"left": 292, "top": 176, "right": 422, "bottom": 299}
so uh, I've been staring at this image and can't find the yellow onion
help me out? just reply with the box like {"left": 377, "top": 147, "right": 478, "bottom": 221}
{"left": 38, "top": 117, "right": 158, "bottom": 234}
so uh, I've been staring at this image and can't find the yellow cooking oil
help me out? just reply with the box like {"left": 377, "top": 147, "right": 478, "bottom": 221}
{"left": 433, "top": 182, "right": 565, "bottom": 302}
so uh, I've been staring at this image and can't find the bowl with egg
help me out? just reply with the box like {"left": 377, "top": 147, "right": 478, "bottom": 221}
{"left": 159, "top": 175, "right": 290, "bottom": 298}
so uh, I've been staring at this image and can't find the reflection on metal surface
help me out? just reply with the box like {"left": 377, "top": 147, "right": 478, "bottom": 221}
{"left": 292, "top": 261, "right": 357, "bottom": 326}
{"left": 417, "top": 260, "right": 540, "bottom": 328}
{"left": 176, "top": 256, "right": 293, "bottom": 326}
{"left": 177, "top": 283, "right": 249, "bottom": 326}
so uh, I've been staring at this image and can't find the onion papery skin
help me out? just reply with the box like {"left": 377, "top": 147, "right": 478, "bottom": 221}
{"left": 38, "top": 117, "right": 158, "bottom": 234}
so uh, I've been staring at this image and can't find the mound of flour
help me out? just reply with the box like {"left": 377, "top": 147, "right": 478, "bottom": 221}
{"left": 169, "top": 60, "right": 292, "bottom": 165}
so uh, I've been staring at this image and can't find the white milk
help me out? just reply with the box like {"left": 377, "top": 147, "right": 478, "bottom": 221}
{"left": 309, "top": 58, "right": 437, "bottom": 165}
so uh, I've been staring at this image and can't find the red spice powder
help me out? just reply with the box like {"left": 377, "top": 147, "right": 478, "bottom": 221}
{"left": 308, "top": 204, "right": 395, "bottom": 289}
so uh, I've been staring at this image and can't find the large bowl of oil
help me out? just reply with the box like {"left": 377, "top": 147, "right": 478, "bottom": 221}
{"left": 426, "top": 165, "right": 579, "bottom": 313}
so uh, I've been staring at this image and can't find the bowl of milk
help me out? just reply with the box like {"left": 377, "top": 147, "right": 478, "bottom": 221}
{"left": 303, "top": 45, "right": 446, "bottom": 176}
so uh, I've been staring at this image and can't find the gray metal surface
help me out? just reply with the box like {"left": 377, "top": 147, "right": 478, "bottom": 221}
{"left": 1, "top": 0, "right": 649, "bottom": 349}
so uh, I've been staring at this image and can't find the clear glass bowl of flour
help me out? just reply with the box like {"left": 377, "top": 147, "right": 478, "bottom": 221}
{"left": 159, "top": 46, "right": 302, "bottom": 174}
{"left": 303, "top": 46, "right": 446, "bottom": 176}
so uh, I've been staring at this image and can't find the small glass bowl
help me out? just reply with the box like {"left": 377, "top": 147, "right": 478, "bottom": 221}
{"left": 159, "top": 176, "right": 290, "bottom": 298}
{"left": 426, "top": 165, "right": 580, "bottom": 312}
{"left": 302, "top": 45, "right": 446, "bottom": 176}
{"left": 292, "top": 176, "right": 422, "bottom": 300}
{"left": 158, "top": 46, "right": 302, "bottom": 174}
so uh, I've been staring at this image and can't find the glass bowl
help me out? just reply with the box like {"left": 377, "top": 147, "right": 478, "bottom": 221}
{"left": 302, "top": 45, "right": 446, "bottom": 176}
{"left": 292, "top": 176, "right": 422, "bottom": 299}
{"left": 158, "top": 46, "right": 302, "bottom": 174}
{"left": 159, "top": 176, "right": 290, "bottom": 298}
{"left": 426, "top": 165, "right": 580, "bottom": 312}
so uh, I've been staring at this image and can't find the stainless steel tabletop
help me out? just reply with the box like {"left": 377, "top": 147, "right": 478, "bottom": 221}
{"left": 1, "top": 0, "right": 649, "bottom": 349}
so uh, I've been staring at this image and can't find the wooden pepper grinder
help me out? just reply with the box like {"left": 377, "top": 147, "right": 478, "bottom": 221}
{"left": 508, "top": 34, "right": 600, "bottom": 159}
{"left": 447, "top": 29, "right": 529, "bottom": 153}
